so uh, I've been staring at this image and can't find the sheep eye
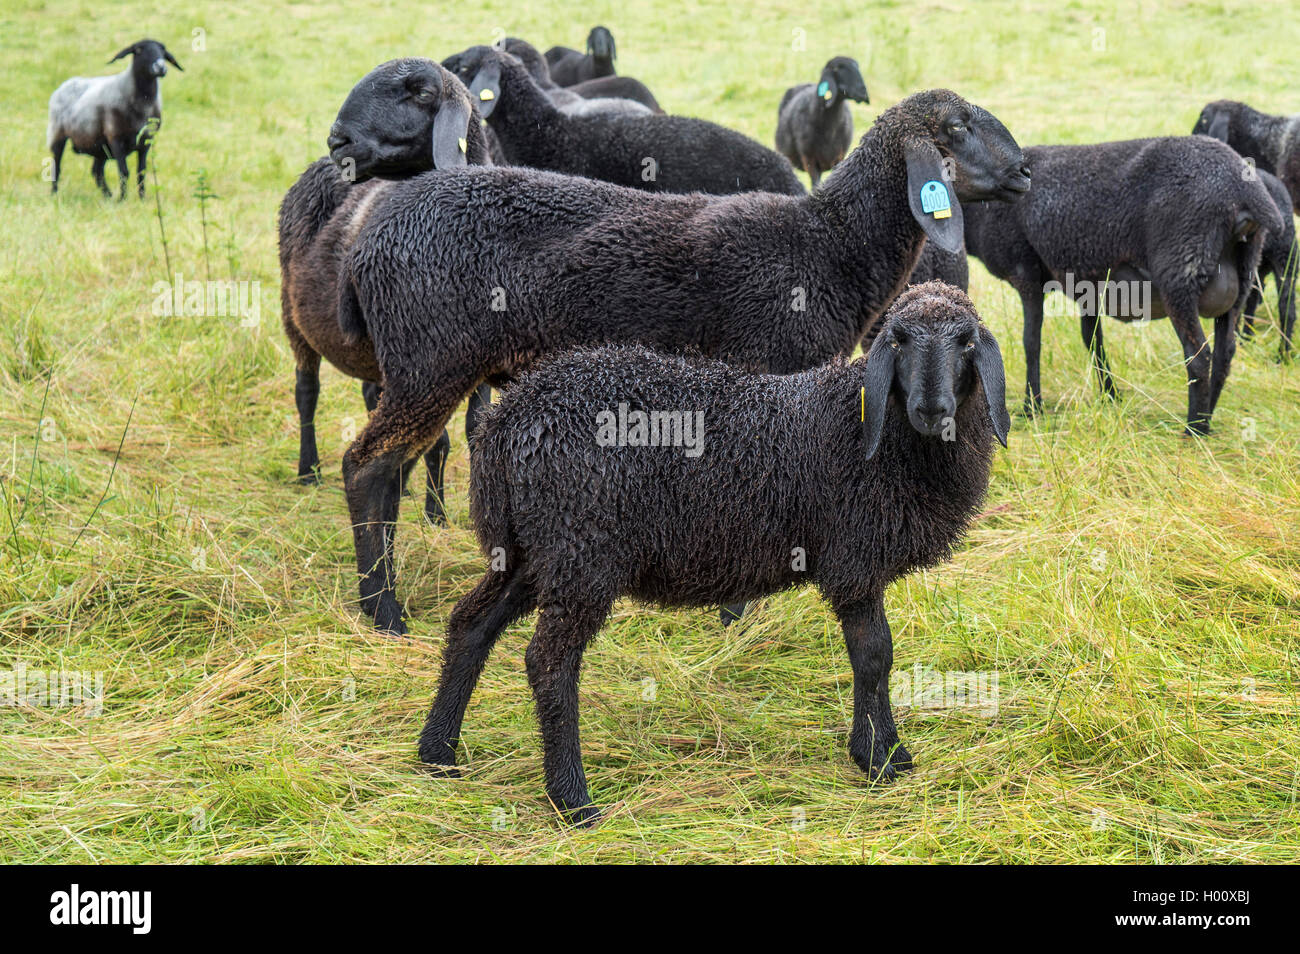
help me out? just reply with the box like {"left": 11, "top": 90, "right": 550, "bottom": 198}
{"left": 964, "top": 339, "right": 976, "bottom": 350}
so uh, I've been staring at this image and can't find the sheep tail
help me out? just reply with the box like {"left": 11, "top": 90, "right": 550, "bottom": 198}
{"left": 338, "top": 266, "right": 367, "bottom": 346}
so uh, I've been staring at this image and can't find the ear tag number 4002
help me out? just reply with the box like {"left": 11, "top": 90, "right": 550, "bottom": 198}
{"left": 920, "top": 180, "right": 952, "bottom": 219}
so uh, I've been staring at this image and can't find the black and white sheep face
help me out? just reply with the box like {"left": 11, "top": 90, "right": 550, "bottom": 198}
{"left": 329, "top": 59, "right": 473, "bottom": 181}
{"left": 109, "top": 39, "right": 182, "bottom": 78}
{"left": 861, "top": 284, "right": 1010, "bottom": 457}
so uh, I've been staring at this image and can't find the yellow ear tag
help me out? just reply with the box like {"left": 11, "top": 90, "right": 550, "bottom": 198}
{"left": 479, "top": 89, "right": 495, "bottom": 101}
{"left": 860, "top": 386, "right": 865, "bottom": 422}
{"left": 933, "top": 207, "right": 952, "bottom": 219}
{"left": 457, "top": 137, "right": 467, "bottom": 154}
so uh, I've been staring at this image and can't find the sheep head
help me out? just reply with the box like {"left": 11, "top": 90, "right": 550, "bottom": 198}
{"left": 861, "top": 281, "right": 1010, "bottom": 458}
{"left": 109, "top": 39, "right": 182, "bottom": 77}
{"left": 329, "top": 58, "right": 480, "bottom": 181}
{"left": 818, "top": 56, "right": 869, "bottom": 107}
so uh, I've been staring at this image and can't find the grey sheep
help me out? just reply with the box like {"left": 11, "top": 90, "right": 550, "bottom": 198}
{"left": 417, "top": 283, "right": 1011, "bottom": 824}
{"left": 328, "top": 87, "right": 1030, "bottom": 634}
{"left": 47, "top": 38, "right": 182, "bottom": 199}
{"left": 775, "top": 56, "right": 870, "bottom": 187}
{"left": 962, "top": 136, "right": 1283, "bottom": 433}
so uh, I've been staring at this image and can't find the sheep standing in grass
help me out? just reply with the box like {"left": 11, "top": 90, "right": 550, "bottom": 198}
{"left": 1194, "top": 100, "right": 1300, "bottom": 212}
{"left": 436, "top": 46, "right": 804, "bottom": 195}
{"left": 47, "top": 39, "right": 182, "bottom": 199}
{"left": 329, "top": 87, "right": 1029, "bottom": 634}
{"left": 281, "top": 60, "right": 491, "bottom": 523}
{"left": 418, "top": 283, "right": 1010, "bottom": 824}
{"left": 545, "top": 26, "right": 617, "bottom": 86}
{"left": 962, "top": 137, "right": 1282, "bottom": 433}
{"left": 775, "top": 56, "right": 870, "bottom": 187}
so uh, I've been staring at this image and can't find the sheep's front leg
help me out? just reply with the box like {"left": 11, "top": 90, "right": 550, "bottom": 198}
{"left": 1019, "top": 287, "right": 1045, "bottom": 414}
{"left": 136, "top": 140, "right": 150, "bottom": 199}
{"left": 293, "top": 364, "right": 322, "bottom": 483}
{"left": 1079, "top": 307, "right": 1117, "bottom": 399}
{"left": 91, "top": 153, "right": 110, "bottom": 197}
{"left": 838, "top": 595, "right": 912, "bottom": 782}
{"left": 526, "top": 599, "right": 612, "bottom": 826}
{"left": 109, "top": 139, "right": 130, "bottom": 201}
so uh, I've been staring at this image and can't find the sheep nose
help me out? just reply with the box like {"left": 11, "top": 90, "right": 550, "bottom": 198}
{"left": 327, "top": 125, "right": 351, "bottom": 152}
{"left": 913, "top": 403, "right": 954, "bottom": 435}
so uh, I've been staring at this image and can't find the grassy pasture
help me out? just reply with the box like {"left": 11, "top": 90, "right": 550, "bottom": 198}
{"left": 0, "top": 0, "right": 1297, "bottom": 862}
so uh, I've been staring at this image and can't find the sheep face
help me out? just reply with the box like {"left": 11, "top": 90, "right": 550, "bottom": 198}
{"left": 442, "top": 47, "right": 514, "bottom": 120}
{"left": 862, "top": 282, "right": 1010, "bottom": 457}
{"left": 587, "top": 26, "right": 616, "bottom": 61}
{"left": 329, "top": 59, "right": 473, "bottom": 181}
{"left": 818, "top": 56, "right": 869, "bottom": 106}
{"left": 109, "top": 39, "right": 181, "bottom": 78}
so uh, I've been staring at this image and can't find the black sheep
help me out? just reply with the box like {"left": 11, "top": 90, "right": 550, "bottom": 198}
{"left": 962, "top": 137, "right": 1282, "bottom": 433}
{"left": 281, "top": 60, "right": 491, "bottom": 522}
{"left": 331, "top": 88, "right": 1029, "bottom": 634}
{"left": 502, "top": 37, "right": 662, "bottom": 113}
{"left": 775, "top": 56, "right": 870, "bottom": 187}
{"left": 545, "top": 25, "right": 617, "bottom": 86}
{"left": 909, "top": 241, "right": 970, "bottom": 291}
{"left": 430, "top": 46, "right": 803, "bottom": 195}
{"left": 1194, "top": 100, "right": 1300, "bottom": 212}
{"left": 417, "top": 283, "right": 1011, "bottom": 824}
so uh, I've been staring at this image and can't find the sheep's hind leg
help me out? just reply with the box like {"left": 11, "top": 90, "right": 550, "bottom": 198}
{"left": 342, "top": 388, "right": 462, "bottom": 635}
{"left": 419, "top": 564, "right": 536, "bottom": 772}
{"left": 1019, "top": 287, "right": 1046, "bottom": 414}
{"left": 49, "top": 138, "right": 67, "bottom": 194}
{"left": 292, "top": 361, "right": 322, "bottom": 483}
{"left": 135, "top": 140, "right": 150, "bottom": 199}
{"left": 526, "top": 597, "right": 614, "bottom": 826}
{"left": 1166, "top": 295, "right": 1213, "bottom": 434}
{"left": 1208, "top": 309, "right": 1238, "bottom": 415}
{"left": 836, "top": 594, "right": 911, "bottom": 782}
{"left": 1079, "top": 307, "right": 1117, "bottom": 399}
{"left": 109, "top": 140, "right": 130, "bottom": 201}
{"left": 91, "top": 154, "right": 110, "bottom": 197}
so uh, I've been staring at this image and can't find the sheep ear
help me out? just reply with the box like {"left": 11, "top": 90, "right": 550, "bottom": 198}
{"left": 108, "top": 44, "right": 135, "bottom": 63}
{"left": 1207, "top": 111, "right": 1230, "bottom": 143}
{"left": 164, "top": 49, "right": 183, "bottom": 71}
{"left": 431, "top": 95, "right": 472, "bottom": 169}
{"left": 817, "top": 73, "right": 838, "bottom": 106}
{"left": 861, "top": 339, "right": 897, "bottom": 460}
{"left": 972, "top": 329, "right": 1010, "bottom": 447}
{"left": 468, "top": 61, "right": 501, "bottom": 118}
{"left": 905, "top": 140, "right": 964, "bottom": 254}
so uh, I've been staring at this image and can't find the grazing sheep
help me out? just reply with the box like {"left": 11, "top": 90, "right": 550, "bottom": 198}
{"left": 417, "top": 283, "right": 1010, "bottom": 824}
{"left": 909, "top": 241, "right": 970, "bottom": 291}
{"left": 47, "top": 38, "right": 182, "bottom": 199}
{"left": 501, "top": 37, "right": 656, "bottom": 116}
{"left": 545, "top": 25, "right": 617, "bottom": 86}
{"left": 282, "top": 59, "right": 491, "bottom": 523}
{"left": 962, "top": 137, "right": 1283, "bottom": 433}
{"left": 1194, "top": 100, "right": 1300, "bottom": 212}
{"left": 1192, "top": 120, "right": 1299, "bottom": 356}
{"left": 775, "top": 56, "right": 870, "bottom": 187}
{"left": 432, "top": 46, "right": 803, "bottom": 195}
{"left": 332, "top": 87, "right": 1029, "bottom": 633}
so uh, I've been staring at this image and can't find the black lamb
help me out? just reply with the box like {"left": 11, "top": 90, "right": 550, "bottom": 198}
{"left": 962, "top": 137, "right": 1283, "bottom": 433}
{"left": 417, "top": 283, "right": 1011, "bottom": 824}
{"left": 330, "top": 87, "right": 1029, "bottom": 634}
{"left": 1194, "top": 100, "right": 1300, "bottom": 212}
{"left": 545, "top": 25, "right": 617, "bottom": 86}
{"left": 775, "top": 56, "right": 870, "bottom": 187}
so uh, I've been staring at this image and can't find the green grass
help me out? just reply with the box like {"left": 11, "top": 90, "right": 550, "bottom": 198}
{"left": 2, "top": 0, "right": 1298, "bottom": 863}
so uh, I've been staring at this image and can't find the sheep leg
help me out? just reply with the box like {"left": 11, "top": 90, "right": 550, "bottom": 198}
{"left": 1277, "top": 249, "right": 1298, "bottom": 360}
{"left": 342, "top": 389, "right": 463, "bottom": 634}
{"left": 91, "top": 153, "right": 110, "bottom": 198}
{"left": 136, "top": 140, "right": 150, "bottom": 199}
{"left": 50, "top": 137, "right": 67, "bottom": 194}
{"left": 720, "top": 602, "right": 746, "bottom": 625}
{"left": 838, "top": 596, "right": 911, "bottom": 782}
{"left": 423, "top": 433, "right": 451, "bottom": 525}
{"left": 465, "top": 382, "right": 492, "bottom": 440}
{"left": 1079, "top": 308, "right": 1117, "bottom": 399}
{"left": 1208, "top": 310, "right": 1238, "bottom": 415}
{"left": 526, "top": 599, "right": 612, "bottom": 826}
{"left": 109, "top": 140, "right": 130, "bottom": 201}
{"left": 1166, "top": 300, "right": 1213, "bottom": 435}
{"left": 293, "top": 363, "right": 322, "bottom": 483}
{"left": 1019, "top": 287, "right": 1045, "bottom": 414}
{"left": 418, "top": 565, "right": 536, "bottom": 771}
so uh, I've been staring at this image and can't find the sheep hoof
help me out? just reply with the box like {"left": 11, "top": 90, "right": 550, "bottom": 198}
{"left": 719, "top": 602, "right": 746, "bottom": 625}
{"left": 418, "top": 761, "right": 461, "bottom": 779}
{"left": 423, "top": 501, "right": 449, "bottom": 527}
{"left": 564, "top": 804, "right": 603, "bottom": 828}
{"left": 1184, "top": 421, "right": 1212, "bottom": 437}
{"left": 856, "top": 742, "right": 913, "bottom": 783}
{"left": 297, "top": 469, "right": 321, "bottom": 486}
{"left": 1022, "top": 397, "right": 1044, "bottom": 417}
{"left": 371, "top": 606, "right": 408, "bottom": 637}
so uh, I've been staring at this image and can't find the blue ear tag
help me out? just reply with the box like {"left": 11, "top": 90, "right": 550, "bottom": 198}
{"left": 920, "top": 180, "right": 952, "bottom": 219}
{"left": 817, "top": 81, "right": 831, "bottom": 100}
